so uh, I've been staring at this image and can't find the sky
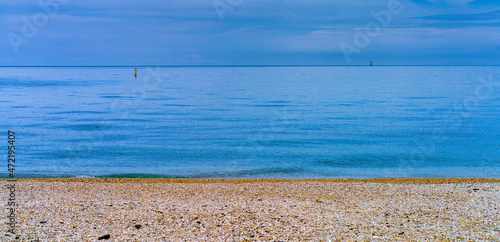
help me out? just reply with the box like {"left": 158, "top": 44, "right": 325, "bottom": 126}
{"left": 1, "top": 0, "right": 499, "bottom": 66}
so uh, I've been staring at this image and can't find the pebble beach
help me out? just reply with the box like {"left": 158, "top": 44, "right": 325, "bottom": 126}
{"left": 2, "top": 178, "right": 499, "bottom": 241}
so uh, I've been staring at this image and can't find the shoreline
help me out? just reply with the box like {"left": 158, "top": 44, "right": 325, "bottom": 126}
{"left": 13, "top": 177, "right": 500, "bottom": 184}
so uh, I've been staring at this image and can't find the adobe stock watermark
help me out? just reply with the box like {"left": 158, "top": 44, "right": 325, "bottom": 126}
{"left": 7, "top": 0, "right": 70, "bottom": 53}
{"left": 339, "top": 0, "right": 403, "bottom": 63}
{"left": 61, "top": 66, "right": 173, "bottom": 173}
{"left": 213, "top": 0, "right": 243, "bottom": 20}
{"left": 109, "top": 66, "right": 169, "bottom": 120}
{"left": 234, "top": 107, "right": 298, "bottom": 172}
{"left": 397, "top": 74, "right": 497, "bottom": 175}
{"left": 6, "top": 131, "right": 17, "bottom": 236}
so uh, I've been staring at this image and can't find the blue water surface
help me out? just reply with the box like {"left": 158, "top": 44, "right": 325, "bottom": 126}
{"left": 1, "top": 66, "right": 499, "bottom": 178}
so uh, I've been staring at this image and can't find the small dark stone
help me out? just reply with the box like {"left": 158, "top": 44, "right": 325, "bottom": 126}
{"left": 473, "top": 188, "right": 479, "bottom": 191}
{"left": 258, "top": 199, "right": 262, "bottom": 201}
{"left": 98, "top": 234, "right": 111, "bottom": 240}
{"left": 196, "top": 221, "right": 201, "bottom": 224}
{"left": 39, "top": 221, "right": 47, "bottom": 224}
{"left": 15, "top": 236, "right": 20, "bottom": 239}
{"left": 135, "top": 225, "right": 142, "bottom": 229}
{"left": 399, "top": 231, "right": 405, "bottom": 235}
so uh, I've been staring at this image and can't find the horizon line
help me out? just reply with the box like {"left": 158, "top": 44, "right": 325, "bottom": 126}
{"left": 1, "top": 64, "right": 500, "bottom": 68}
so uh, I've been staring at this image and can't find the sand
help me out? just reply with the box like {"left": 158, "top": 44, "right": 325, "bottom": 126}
{"left": 1, "top": 178, "right": 499, "bottom": 241}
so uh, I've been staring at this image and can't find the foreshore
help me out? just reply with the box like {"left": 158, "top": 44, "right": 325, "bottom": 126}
{"left": 2, "top": 178, "right": 499, "bottom": 241}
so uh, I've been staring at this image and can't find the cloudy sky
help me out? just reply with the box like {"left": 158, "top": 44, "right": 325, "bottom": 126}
{"left": 1, "top": 0, "right": 499, "bottom": 66}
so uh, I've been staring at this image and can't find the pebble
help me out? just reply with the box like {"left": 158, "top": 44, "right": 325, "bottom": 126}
{"left": 98, "top": 234, "right": 111, "bottom": 240}
{"left": 1, "top": 178, "right": 498, "bottom": 241}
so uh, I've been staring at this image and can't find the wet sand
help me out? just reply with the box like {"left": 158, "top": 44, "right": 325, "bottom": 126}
{"left": 2, "top": 178, "right": 499, "bottom": 241}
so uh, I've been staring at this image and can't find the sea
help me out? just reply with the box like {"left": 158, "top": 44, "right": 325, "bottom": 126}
{"left": 1, "top": 66, "right": 499, "bottom": 178}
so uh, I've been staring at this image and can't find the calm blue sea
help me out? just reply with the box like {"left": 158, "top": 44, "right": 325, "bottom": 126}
{"left": 1, "top": 66, "right": 499, "bottom": 178}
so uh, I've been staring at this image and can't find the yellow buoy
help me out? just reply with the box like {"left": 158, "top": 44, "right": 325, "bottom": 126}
{"left": 135, "top": 68, "right": 137, "bottom": 77}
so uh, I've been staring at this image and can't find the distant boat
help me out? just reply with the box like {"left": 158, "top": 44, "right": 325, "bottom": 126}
{"left": 370, "top": 61, "right": 373, "bottom": 66}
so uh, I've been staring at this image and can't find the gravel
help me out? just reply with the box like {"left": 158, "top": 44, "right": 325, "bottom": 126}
{"left": 1, "top": 178, "right": 499, "bottom": 241}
